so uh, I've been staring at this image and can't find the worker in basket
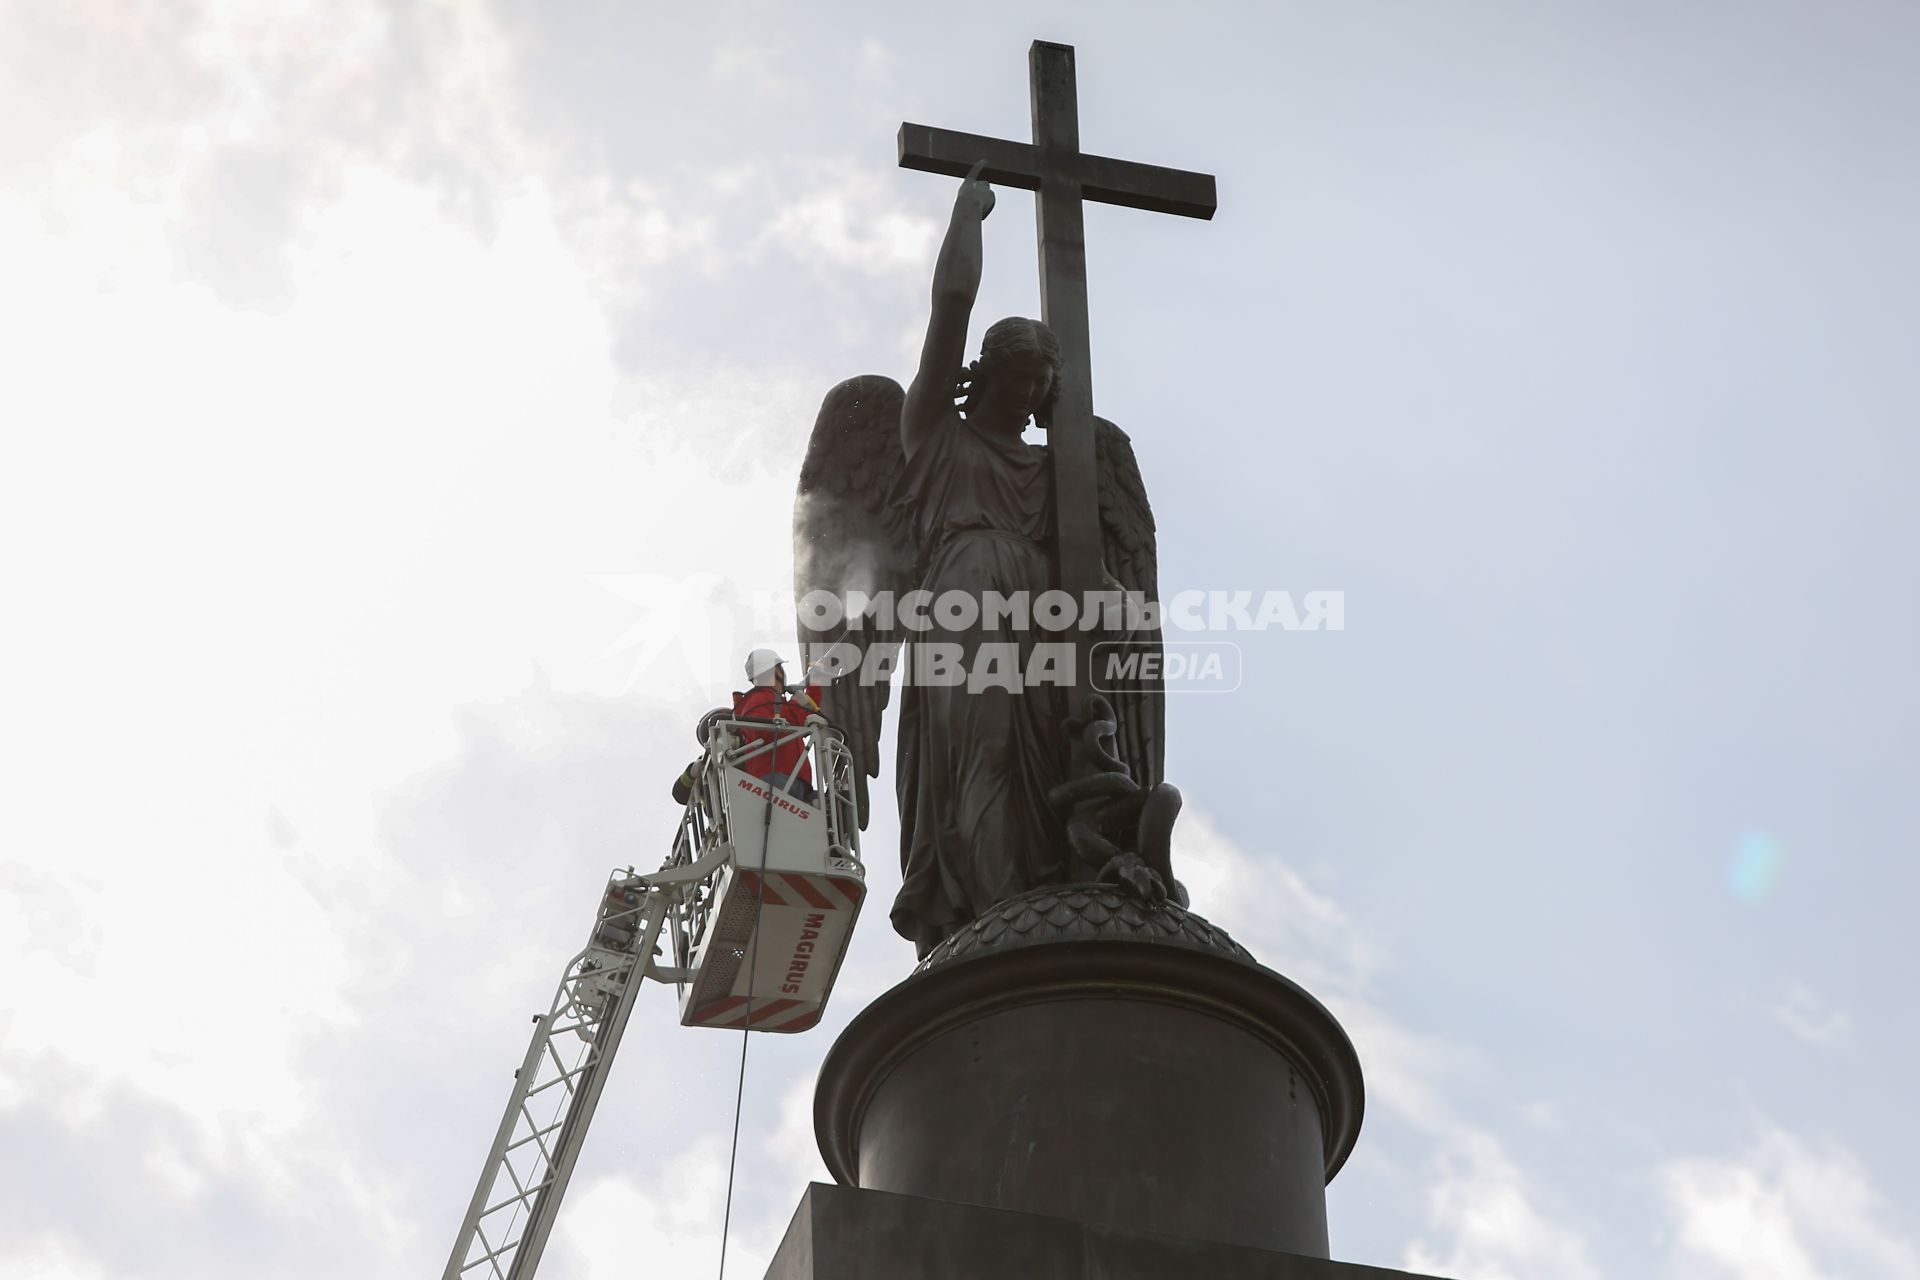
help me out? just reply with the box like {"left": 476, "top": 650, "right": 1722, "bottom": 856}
{"left": 730, "top": 646, "right": 828, "bottom": 801}
{"left": 668, "top": 648, "right": 832, "bottom": 806}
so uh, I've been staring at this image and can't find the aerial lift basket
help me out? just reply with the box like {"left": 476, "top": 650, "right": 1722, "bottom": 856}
{"left": 663, "top": 716, "right": 866, "bottom": 1034}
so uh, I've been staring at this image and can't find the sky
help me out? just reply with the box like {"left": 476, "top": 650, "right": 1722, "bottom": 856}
{"left": 2, "top": 1, "right": 1917, "bottom": 1277}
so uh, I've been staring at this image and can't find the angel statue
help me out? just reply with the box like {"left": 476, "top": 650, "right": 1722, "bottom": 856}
{"left": 793, "top": 162, "right": 1180, "bottom": 959}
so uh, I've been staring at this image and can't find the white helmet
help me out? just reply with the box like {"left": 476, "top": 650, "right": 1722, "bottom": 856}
{"left": 744, "top": 647, "right": 786, "bottom": 686}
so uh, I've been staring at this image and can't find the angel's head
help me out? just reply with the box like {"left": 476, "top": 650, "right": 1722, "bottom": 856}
{"left": 959, "top": 317, "right": 1062, "bottom": 434}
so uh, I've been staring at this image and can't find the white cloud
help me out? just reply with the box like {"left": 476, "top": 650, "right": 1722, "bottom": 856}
{"left": 760, "top": 172, "right": 948, "bottom": 280}
{"left": 766, "top": 1073, "right": 824, "bottom": 1184}
{"left": 7, "top": 1236, "right": 114, "bottom": 1280}
{"left": 755, "top": 168, "right": 939, "bottom": 281}
{"left": 548, "top": 1076, "right": 823, "bottom": 1280}
{"left": 555, "top": 1138, "right": 731, "bottom": 1280}
{"left": 1514, "top": 1098, "right": 1567, "bottom": 1133}
{"left": 1172, "top": 807, "right": 1382, "bottom": 992}
{"left": 1174, "top": 811, "right": 1601, "bottom": 1280}
{"left": 1659, "top": 1123, "right": 1920, "bottom": 1280}
{"left": 1405, "top": 1132, "right": 1600, "bottom": 1280}
{"left": 709, "top": 43, "right": 807, "bottom": 103}
{"left": 0, "top": 3, "right": 850, "bottom": 1275}
{"left": 1767, "top": 981, "right": 1854, "bottom": 1050}
{"left": 560, "top": 174, "right": 724, "bottom": 308}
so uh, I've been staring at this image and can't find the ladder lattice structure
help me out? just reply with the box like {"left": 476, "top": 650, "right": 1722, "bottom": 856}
{"left": 443, "top": 870, "right": 682, "bottom": 1280}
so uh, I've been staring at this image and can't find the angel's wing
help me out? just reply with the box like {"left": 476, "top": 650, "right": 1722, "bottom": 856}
{"left": 1095, "top": 416, "right": 1165, "bottom": 790}
{"left": 793, "top": 375, "right": 917, "bottom": 827}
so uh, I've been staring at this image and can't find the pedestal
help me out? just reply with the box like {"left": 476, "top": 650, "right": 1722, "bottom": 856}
{"left": 808, "top": 885, "right": 1367, "bottom": 1260}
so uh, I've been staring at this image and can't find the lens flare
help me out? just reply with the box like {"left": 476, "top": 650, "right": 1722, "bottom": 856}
{"left": 1728, "top": 830, "right": 1783, "bottom": 902}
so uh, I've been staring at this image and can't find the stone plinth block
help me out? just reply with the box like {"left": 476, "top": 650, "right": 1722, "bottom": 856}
{"left": 764, "top": 1182, "right": 1445, "bottom": 1280}
{"left": 813, "top": 886, "right": 1365, "bottom": 1259}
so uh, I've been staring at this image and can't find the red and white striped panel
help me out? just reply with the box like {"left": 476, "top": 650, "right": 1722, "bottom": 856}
{"left": 734, "top": 870, "right": 865, "bottom": 912}
{"left": 684, "top": 995, "right": 824, "bottom": 1033}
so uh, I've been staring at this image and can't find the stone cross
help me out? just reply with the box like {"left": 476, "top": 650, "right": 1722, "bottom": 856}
{"left": 898, "top": 40, "right": 1216, "bottom": 690}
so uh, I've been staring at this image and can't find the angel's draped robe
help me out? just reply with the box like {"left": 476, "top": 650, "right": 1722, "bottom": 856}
{"left": 891, "top": 414, "right": 1070, "bottom": 957}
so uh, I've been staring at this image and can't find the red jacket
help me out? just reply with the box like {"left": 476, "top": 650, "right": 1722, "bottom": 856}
{"left": 730, "top": 683, "right": 824, "bottom": 782}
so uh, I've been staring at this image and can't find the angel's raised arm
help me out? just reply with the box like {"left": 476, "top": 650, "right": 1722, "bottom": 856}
{"left": 902, "top": 162, "right": 995, "bottom": 460}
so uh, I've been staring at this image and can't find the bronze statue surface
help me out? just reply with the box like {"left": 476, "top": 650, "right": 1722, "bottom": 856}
{"left": 793, "top": 44, "right": 1218, "bottom": 958}
{"left": 793, "top": 169, "right": 1169, "bottom": 957}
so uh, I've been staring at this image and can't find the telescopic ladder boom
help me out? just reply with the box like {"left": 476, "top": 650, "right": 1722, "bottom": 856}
{"left": 442, "top": 853, "right": 718, "bottom": 1280}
